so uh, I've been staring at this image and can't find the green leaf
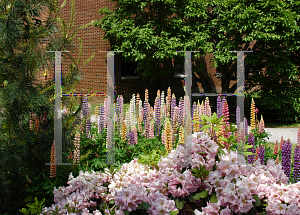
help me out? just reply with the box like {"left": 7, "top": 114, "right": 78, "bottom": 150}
{"left": 212, "top": 126, "right": 220, "bottom": 132}
{"left": 170, "top": 210, "right": 179, "bottom": 215}
{"left": 137, "top": 202, "right": 150, "bottom": 210}
{"left": 193, "top": 190, "right": 208, "bottom": 200}
{"left": 245, "top": 144, "right": 254, "bottom": 149}
{"left": 201, "top": 125, "right": 211, "bottom": 130}
{"left": 19, "top": 208, "right": 29, "bottom": 214}
{"left": 253, "top": 194, "right": 261, "bottom": 206}
{"left": 218, "top": 147, "right": 226, "bottom": 155}
{"left": 210, "top": 192, "right": 218, "bottom": 203}
{"left": 175, "top": 198, "right": 185, "bottom": 210}
{"left": 201, "top": 115, "right": 209, "bottom": 122}
{"left": 243, "top": 151, "right": 254, "bottom": 156}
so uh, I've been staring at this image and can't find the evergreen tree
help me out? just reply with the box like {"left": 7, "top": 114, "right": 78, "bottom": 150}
{"left": 0, "top": 0, "right": 94, "bottom": 213}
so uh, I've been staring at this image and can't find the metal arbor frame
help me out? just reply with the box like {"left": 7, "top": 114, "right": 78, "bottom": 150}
{"left": 45, "top": 51, "right": 122, "bottom": 166}
{"left": 46, "top": 50, "right": 252, "bottom": 167}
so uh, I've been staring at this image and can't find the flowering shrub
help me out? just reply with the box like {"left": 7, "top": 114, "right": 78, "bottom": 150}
{"left": 42, "top": 130, "right": 300, "bottom": 215}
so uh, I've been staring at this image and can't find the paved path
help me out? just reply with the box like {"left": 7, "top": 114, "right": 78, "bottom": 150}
{"left": 263, "top": 127, "right": 298, "bottom": 145}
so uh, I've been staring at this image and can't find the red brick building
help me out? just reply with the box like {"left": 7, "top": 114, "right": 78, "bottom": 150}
{"left": 37, "top": 0, "right": 233, "bottom": 103}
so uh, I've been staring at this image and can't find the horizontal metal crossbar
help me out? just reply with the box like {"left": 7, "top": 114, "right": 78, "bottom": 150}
{"left": 61, "top": 93, "right": 107, "bottom": 96}
{"left": 192, "top": 93, "right": 238, "bottom": 97}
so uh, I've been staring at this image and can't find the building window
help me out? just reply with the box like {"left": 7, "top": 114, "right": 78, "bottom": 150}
{"left": 121, "top": 56, "right": 139, "bottom": 80}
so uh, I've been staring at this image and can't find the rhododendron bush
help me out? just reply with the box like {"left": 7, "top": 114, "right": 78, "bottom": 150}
{"left": 42, "top": 132, "right": 300, "bottom": 215}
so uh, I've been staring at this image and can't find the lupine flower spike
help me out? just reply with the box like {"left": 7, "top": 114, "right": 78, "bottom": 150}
{"left": 273, "top": 140, "right": 279, "bottom": 155}
{"left": 259, "top": 145, "right": 265, "bottom": 165}
{"left": 247, "top": 132, "right": 255, "bottom": 164}
{"left": 193, "top": 109, "right": 200, "bottom": 133}
{"left": 166, "top": 87, "right": 171, "bottom": 117}
{"left": 216, "top": 95, "right": 222, "bottom": 118}
{"left": 149, "top": 120, "right": 155, "bottom": 139}
{"left": 204, "top": 97, "right": 211, "bottom": 117}
{"left": 255, "top": 145, "right": 260, "bottom": 162}
{"left": 121, "top": 120, "right": 127, "bottom": 141}
{"left": 275, "top": 154, "right": 280, "bottom": 165}
{"left": 143, "top": 100, "right": 150, "bottom": 139}
{"left": 164, "top": 118, "right": 173, "bottom": 153}
{"left": 250, "top": 98, "right": 256, "bottom": 131}
{"left": 178, "top": 126, "right": 185, "bottom": 147}
{"left": 73, "top": 132, "right": 81, "bottom": 165}
{"left": 282, "top": 139, "right": 292, "bottom": 179}
{"left": 50, "top": 141, "right": 56, "bottom": 178}
{"left": 293, "top": 145, "right": 300, "bottom": 183}
{"left": 222, "top": 100, "right": 230, "bottom": 148}
{"left": 94, "top": 106, "right": 99, "bottom": 129}
{"left": 280, "top": 136, "right": 284, "bottom": 151}
{"left": 98, "top": 105, "right": 105, "bottom": 134}
{"left": 255, "top": 108, "right": 259, "bottom": 129}
{"left": 154, "top": 94, "right": 162, "bottom": 136}
{"left": 145, "top": 88, "right": 149, "bottom": 101}
{"left": 258, "top": 115, "right": 265, "bottom": 133}
{"left": 136, "top": 93, "right": 140, "bottom": 119}
{"left": 161, "top": 91, "right": 165, "bottom": 118}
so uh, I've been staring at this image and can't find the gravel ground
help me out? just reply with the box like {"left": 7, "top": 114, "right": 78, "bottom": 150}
{"left": 90, "top": 115, "right": 298, "bottom": 144}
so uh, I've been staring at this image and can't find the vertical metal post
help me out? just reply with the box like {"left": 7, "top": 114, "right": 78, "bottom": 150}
{"left": 230, "top": 50, "right": 252, "bottom": 163}
{"left": 45, "top": 51, "right": 71, "bottom": 166}
{"left": 106, "top": 51, "right": 115, "bottom": 165}
{"left": 184, "top": 51, "right": 192, "bottom": 108}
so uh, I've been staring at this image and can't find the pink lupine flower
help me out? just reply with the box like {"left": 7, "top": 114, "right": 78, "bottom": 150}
{"left": 204, "top": 97, "right": 211, "bottom": 117}
{"left": 149, "top": 120, "right": 155, "bottom": 139}
{"left": 258, "top": 115, "right": 265, "bottom": 133}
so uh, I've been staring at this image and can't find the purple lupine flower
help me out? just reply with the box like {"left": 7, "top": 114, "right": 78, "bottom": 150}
{"left": 154, "top": 96, "right": 162, "bottom": 136}
{"left": 133, "top": 127, "right": 138, "bottom": 144}
{"left": 282, "top": 139, "right": 292, "bottom": 179}
{"left": 81, "top": 96, "right": 88, "bottom": 128}
{"left": 217, "top": 95, "right": 222, "bottom": 118}
{"left": 236, "top": 106, "right": 241, "bottom": 130}
{"left": 126, "top": 131, "right": 130, "bottom": 143}
{"left": 143, "top": 100, "right": 150, "bottom": 139}
{"left": 293, "top": 145, "right": 300, "bottom": 183}
{"left": 178, "top": 98, "right": 184, "bottom": 127}
{"left": 222, "top": 96, "right": 226, "bottom": 106}
{"left": 170, "top": 93, "right": 176, "bottom": 126}
{"left": 129, "top": 129, "right": 135, "bottom": 145}
{"left": 247, "top": 132, "right": 255, "bottom": 164}
{"left": 98, "top": 104, "right": 105, "bottom": 134}
{"left": 172, "top": 106, "right": 178, "bottom": 131}
{"left": 244, "top": 117, "right": 248, "bottom": 137}
{"left": 82, "top": 96, "right": 88, "bottom": 118}
{"left": 116, "top": 96, "right": 120, "bottom": 122}
{"left": 86, "top": 118, "right": 91, "bottom": 138}
{"left": 258, "top": 145, "right": 265, "bottom": 165}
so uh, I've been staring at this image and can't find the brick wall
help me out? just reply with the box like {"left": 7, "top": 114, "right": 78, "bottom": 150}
{"left": 36, "top": 0, "right": 237, "bottom": 104}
